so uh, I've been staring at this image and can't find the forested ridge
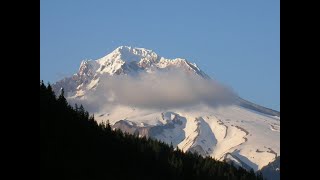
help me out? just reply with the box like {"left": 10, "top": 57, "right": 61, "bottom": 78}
{"left": 40, "top": 81, "right": 264, "bottom": 180}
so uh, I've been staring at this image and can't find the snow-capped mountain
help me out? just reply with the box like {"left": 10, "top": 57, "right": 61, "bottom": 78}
{"left": 52, "top": 46, "right": 280, "bottom": 176}
{"left": 53, "top": 46, "right": 210, "bottom": 98}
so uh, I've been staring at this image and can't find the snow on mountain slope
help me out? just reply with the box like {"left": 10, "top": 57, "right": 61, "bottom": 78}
{"left": 52, "top": 46, "right": 280, "bottom": 172}
{"left": 93, "top": 104, "right": 279, "bottom": 171}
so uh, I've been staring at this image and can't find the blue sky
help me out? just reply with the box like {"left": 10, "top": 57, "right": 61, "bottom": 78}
{"left": 40, "top": 0, "right": 279, "bottom": 111}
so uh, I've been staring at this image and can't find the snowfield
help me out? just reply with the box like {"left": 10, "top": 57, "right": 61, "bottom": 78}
{"left": 94, "top": 104, "right": 279, "bottom": 171}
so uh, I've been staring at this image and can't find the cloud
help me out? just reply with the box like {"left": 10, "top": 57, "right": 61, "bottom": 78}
{"left": 69, "top": 69, "right": 237, "bottom": 112}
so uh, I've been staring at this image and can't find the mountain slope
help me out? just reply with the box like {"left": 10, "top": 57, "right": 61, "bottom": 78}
{"left": 52, "top": 46, "right": 280, "bottom": 174}
{"left": 41, "top": 82, "right": 264, "bottom": 180}
{"left": 259, "top": 156, "right": 280, "bottom": 180}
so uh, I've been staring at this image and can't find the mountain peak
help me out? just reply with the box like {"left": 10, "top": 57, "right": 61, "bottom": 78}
{"left": 114, "top": 45, "right": 152, "bottom": 53}
{"left": 74, "top": 46, "right": 212, "bottom": 80}
{"left": 53, "top": 46, "right": 211, "bottom": 95}
{"left": 102, "top": 46, "right": 159, "bottom": 63}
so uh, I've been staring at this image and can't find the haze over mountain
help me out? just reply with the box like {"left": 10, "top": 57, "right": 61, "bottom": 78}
{"left": 52, "top": 46, "right": 280, "bottom": 178}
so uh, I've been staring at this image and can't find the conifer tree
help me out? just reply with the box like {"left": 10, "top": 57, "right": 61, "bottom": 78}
{"left": 58, "top": 88, "right": 67, "bottom": 106}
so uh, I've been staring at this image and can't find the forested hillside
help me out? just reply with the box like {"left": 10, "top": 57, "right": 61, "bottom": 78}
{"left": 40, "top": 81, "right": 264, "bottom": 180}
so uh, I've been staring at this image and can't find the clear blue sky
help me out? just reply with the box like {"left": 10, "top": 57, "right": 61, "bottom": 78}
{"left": 40, "top": 0, "right": 280, "bottom": 111}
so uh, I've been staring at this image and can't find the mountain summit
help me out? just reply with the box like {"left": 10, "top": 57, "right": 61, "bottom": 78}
{"left": 53, "top": 46, "right": 211, "bottom": 96}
